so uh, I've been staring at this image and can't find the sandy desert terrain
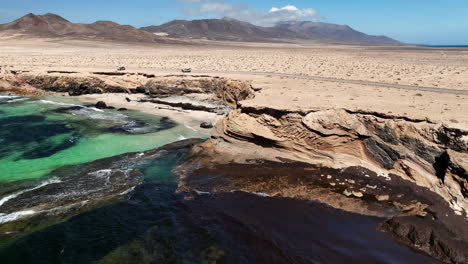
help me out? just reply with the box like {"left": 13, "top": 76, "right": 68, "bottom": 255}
{"left": 1, "top": 38, "right": 467, "bottom": 129}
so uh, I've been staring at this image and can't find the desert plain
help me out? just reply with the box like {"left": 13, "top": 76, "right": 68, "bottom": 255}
{"left": 1, "top": 38, "right": 467, "bottom": 129}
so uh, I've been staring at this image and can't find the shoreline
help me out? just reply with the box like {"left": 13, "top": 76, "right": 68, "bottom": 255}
{"left": 77, "top": 93, "right": 219, "bottom": 134}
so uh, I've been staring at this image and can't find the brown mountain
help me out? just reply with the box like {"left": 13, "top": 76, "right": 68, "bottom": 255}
{"left": 141, "top": 17, "right": 401, "bottom": 45}
{"left": 0, "top": 13, "right": 169, "bottom": 43}
{"left": 274, "top": 21, "right": 401, "bottom": 45}
{"left": 140, "top": 17, "right": 302, "bottom": 42}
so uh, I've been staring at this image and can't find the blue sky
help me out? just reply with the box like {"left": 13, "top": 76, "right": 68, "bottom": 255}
{"left": 0, "top": 0, "right": 467, "bottom": 44}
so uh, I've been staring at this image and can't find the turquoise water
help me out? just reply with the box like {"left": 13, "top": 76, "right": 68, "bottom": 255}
{"left": 0, "top": 94, "right": 205, "bottom": 182}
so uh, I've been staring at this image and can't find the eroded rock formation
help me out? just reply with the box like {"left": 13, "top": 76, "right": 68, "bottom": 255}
{"left": 177, "top": 101, "right": 468, "bottom": 263}
{"left": 1, "top": 71, "right": 255, "bottom": 108}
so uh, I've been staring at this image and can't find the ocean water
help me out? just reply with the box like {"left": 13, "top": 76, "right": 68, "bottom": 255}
{"left": 426, "top": 45, "right": 468, "bottom": 48}
{"left": 0, "top": 94, "right": 439, "bottom": 263}
{"left": 0, "top": 95, "right": 205, "bottom": 182}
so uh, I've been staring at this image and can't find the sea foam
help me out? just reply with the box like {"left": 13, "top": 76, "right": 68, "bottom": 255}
{"left": 0, "top": 210, "right": 37, "bottom": 224}
{"left": 0, "top": 178, "right": 62, "bottom": 207}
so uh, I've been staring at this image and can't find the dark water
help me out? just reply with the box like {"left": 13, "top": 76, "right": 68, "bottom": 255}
{"left": 0, "top": 95, "right": 439, "bottom": 263}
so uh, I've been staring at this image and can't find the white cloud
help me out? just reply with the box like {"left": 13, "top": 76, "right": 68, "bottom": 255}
{"left": 180, "top": 1, "right": 318, "bottom": 26}
{"left": 270, "top": 5, "right": 299, "bottom": 12}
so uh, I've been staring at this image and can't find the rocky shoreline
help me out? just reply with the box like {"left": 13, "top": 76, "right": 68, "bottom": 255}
{"left": 1, "top": 69, "right": 467, "bottom": 263}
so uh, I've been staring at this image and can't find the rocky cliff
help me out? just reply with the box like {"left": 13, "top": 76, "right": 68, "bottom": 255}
{"left": 177, "top": 95, "right": 468, "bottom": 263}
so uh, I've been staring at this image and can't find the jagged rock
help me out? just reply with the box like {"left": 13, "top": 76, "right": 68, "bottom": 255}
{"left": 379, "top": 217, "right": 468, "bottom": 263}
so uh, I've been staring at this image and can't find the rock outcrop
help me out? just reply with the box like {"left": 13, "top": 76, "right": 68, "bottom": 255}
{"left": 1, "top": 72, "right": 255, "bottom": 111}
{"left": 140, "top": 76, "right": 254, "bottom": 107}
{"left": 177, "top": 98, "right": 468, "bottom": 263}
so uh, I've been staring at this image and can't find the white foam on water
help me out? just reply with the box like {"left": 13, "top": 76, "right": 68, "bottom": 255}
{"left": 0, "top": 178, "right": 62, "bottom": 207}
{"left": 89, "top": 107, "right": 104, "bottom": 112}
{"left": 88, "top": 169, "right": 113, "bottom": 177}
{"left": 7, "top": 98, "right": 28, "bottom": 103}
{"left": 120, "top": 186, "right": 136, "bottom": 196}
{"left": 0, "top": 210, "right": 37, "bottom": 224}
{"left": 194, "top": 190, "right": 211, "bottom": 195}
{"left": 0, "top": 95, "right": 19, "bottom": 99}
{"left": 72, "top": 108, "right": 127, "bottom": 122}
{"left": 38, "top": 100, "right": 78, "bottom": 106}
{"left": 185, "top": 125, "right": 198, "bottom": 132}
{"left": 252, "top": 192, "right": 271, "bottom": 197}
{"left": 178, "top": 135, "right": 187, "bottom": 140}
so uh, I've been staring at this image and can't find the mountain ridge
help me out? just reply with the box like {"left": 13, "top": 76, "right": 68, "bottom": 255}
{"left": 0, "top": 13, "right": 173, "bottom": 43}
{"left": 0, "top": 13, "right": 402, "bottom": 45}
{"left": 141, "top": 17, "right": 402, "bottom": 45}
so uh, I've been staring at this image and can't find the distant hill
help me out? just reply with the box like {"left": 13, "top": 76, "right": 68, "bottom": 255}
{"left": 0, "top": 14, "right": 401, "bottom": 45}
{"left": 142, "top": 17, "right": 401, "bottom": 45}
{"left": 0, "top": 13, "right": 172, "bottom": 43}
{"left": 140, "top": 17, "right": 302, "bottom": 42}
{"left": 275, "top": 21, "right": 400, "bottom": 45}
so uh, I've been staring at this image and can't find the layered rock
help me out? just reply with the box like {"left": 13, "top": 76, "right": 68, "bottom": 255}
{"left": 177, "top": 101, "right": 468, "bottom": 263}
{"left": 1, "top": 71, "right": 255, "bottom": 110}
{"left": 140, "top": 76, "right": 254, "bottom": 107}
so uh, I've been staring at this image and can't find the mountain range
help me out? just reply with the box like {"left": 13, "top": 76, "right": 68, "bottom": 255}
{"left": 0, "top": 13, "right": 169, "bottom": 43}
{"left": 0, "top": 13, "right": 401, "bottom": 45}
{"left": 142, "top": 17, "right": 401, "bottom": 45}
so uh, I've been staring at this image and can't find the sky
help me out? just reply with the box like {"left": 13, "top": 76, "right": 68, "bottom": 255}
{"left": 0, "top": 0, "right": 467, "bottom": 45}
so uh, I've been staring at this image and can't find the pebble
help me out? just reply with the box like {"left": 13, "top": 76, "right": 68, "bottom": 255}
{"left": 352, "top": 191, "right": 364, "bottom": 198}
{"left": 375, "top": 195, "right": 390, "bottom": 201}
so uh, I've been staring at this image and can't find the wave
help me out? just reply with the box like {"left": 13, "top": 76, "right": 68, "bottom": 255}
{"left": 88, "top": 107, "right": 104, "bottom": 112}
{"left": 7, "top": 98, "right": 28, "bottom": 103}
{"left": 119, "top": 186, "right": 136, "bottom": 196}
{"left": 88, "top": 169, "right": 113, "bottom": 178}
{"left": 71, "top": 108, "right": 128, "bottom": 122}
{"left": 0, "top": 95, "right": 19, "bottom": 99}
{"left": 0, "top": 210, "right": 36, "bottom": 224}
{"left": 0, "top": 178, "right": 62, "bottom": 207}
{"left": 185, "top": 125, "right": 198, "bottom": 132}
{"left": 0, "top": 200, "right": 90, "bottom": 225}
{"left": 38, "top": 100, "right": 79, "bottom": 107}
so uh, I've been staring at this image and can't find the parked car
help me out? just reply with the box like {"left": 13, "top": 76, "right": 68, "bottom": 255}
{"left": 181, "top": 68, "right": 192, "bottom": 73}
{"left": 116, "top": 66, "right": 126, "bottom": 71}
